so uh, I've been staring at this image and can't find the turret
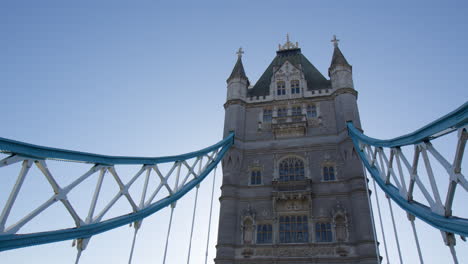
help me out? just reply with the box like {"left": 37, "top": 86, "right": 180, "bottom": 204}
{"left": 328, "top": 36, "right": 361, "bottom": 131}
{"left": 328, "top": 35, "right": 354, "bottom": 90}
{"left": 224, "top": 48, "right": 249, "bottom": 139}
{"left": 226, "top": 47, "right": 249, "bottom": 101}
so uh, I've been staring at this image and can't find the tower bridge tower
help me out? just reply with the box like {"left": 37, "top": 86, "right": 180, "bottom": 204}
{"left": 216, "top": 36, "right": 378, "bottom": 264}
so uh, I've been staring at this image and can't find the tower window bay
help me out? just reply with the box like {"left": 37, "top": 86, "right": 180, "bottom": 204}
{"left": 279, "top": 215, "right": 309, "bottom": 243}
{"left": 279, "top": 157, "right": 305, "bottom": 181}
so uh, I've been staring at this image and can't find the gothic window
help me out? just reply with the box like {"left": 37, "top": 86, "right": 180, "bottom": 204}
{"left": 256, "top": 224, "right": 272, "bottom": 244}
{"left": 323, "top": 166, "right": 335, "bottom": 181}
{"left": 277, "top": 81, "right": 286, "bottom": 95}
{"left": 263, "top": 109, "right": 272, "bottom": 122}
{"left": 291, "top": 106, "right": 302, "bottom": 116}
{"left": 250, "top": 169, "right": 262, "bottom": 185}
{"left": 279, "top": 215, "right": 308, "bottom": 243}
{"left": 307, "top": 105, "right": 317, "bottom": 118}
{"left": 277, "top": 108, "right": 287, "bottom": 117}
{"left": 279, "top": 157, "right": 305, "bottom": 182}
{"left": 315, "top": 222, "right": 333, "bottom": 242}
{"left": 291, "top": 80, "right": 300, "bottom": 94}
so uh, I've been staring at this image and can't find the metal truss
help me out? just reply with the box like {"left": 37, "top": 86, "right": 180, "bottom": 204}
{"left": 0, "top": 133, "right": 234, "bottom": 252}
{"left": 348, "top": 102, "right": 467, "bottom": 262}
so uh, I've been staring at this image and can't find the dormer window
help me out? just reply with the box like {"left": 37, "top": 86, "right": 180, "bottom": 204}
{"left": 307, "top": 105, "right": 317, "bottom": 118}
{"left": 291, "top": 80, "right": 300, "bottom": 94}
{"left": 277, "top": 81, "right": 286, "bottom": 95}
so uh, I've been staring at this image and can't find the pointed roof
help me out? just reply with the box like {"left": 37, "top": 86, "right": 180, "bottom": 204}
{"left": 330, "top": 46, "right": 351, "bottom": 67}
{"left": 248, "top": 48, "right": 330, "bottom": 96}
{"left": 227, "top": 56, "right": 248, "bottom": 83}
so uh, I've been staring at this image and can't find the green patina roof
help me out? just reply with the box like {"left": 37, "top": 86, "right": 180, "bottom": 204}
{"left": 248, "top": 48, "right": 330, "bottom": 96}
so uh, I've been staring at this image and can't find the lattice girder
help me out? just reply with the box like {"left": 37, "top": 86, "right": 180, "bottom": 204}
{"left": 348, "top": 102, "right": 468, "bottom": 237}
{"left": 0, "top": 133, "right": 234, "bottom": 251}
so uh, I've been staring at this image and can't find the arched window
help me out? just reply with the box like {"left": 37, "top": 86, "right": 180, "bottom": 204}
{"left": 279, "top": 157, "right": 305, "bottom": 181}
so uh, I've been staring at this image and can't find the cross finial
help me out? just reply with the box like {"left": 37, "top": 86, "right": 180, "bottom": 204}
{"left": 236, "top": 47, "right": 244, "bottom": 58}
{"left": 278, "top": 34, "right": 299, "bottom": 51}
{"left": 331, "top": 35, "right": 340, "bottom": 48}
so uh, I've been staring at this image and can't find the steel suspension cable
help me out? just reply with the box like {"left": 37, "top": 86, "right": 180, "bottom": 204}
{"left": 162, "top": 205, "right": 175, "bottom": 264}
{"left": 186, "top": 186, "right": 200, "bottom": 264}
{"left": 74, "top": 248, "right": 82, "bottom": 264}
{"left": 408, "top": 215, "right": 424, "bottom": 264}
{"left": 187, "top": 157, "right": 203, "bottom": 264}
{"left": 128, "top": 226, "right": 139, "bottom": 264}
{"left": 373, "top": 179, "right": 390, "bottom": 263}
{"left": 387, "top": 196, "right": 404, "bottom": 264}
{"left": 204, "top": 166, "right": 217, "bottom": 264}
{"left": 449, "top": 243, "right": 459, "bottom": 264}
{"left": 362, "top": 168, "right": 381, "bottom": 263}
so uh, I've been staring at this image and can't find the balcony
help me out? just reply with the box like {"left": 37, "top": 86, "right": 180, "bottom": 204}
{"left": 271, "top": 114, "right": 307, "bottom": 138}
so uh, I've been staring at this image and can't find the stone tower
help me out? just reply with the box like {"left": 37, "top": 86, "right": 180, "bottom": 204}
{"left": 215, "top": 36, "right": 378, "bottom": 264}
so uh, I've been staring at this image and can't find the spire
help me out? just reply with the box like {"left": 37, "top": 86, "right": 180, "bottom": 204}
{"left": 330, "top": 35, "right": 351, "bottom": 67}
{"left": 227, "top": 47, "right": 248, "bottom": 83}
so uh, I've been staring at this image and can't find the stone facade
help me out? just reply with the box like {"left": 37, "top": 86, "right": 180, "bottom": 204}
{"left": 215, "top": 38, "right": 378, "bottom": 264}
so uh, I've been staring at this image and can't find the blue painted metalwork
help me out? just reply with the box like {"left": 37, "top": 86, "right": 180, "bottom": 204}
{"left": 349, "top": 101, "right": 467, "bottom": 148}
{"left": 347, "top": 103, "right": 468, "bottom": 237}
{"left": 0, "top": 133, "right": 234, "bottom": 251}
{"left": 0, "top": 133, "right": 234, "bottom": 165}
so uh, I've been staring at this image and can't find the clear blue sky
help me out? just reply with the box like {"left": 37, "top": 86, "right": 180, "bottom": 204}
{"left": 1, "top": 1, "right": 467, "bottom": 263}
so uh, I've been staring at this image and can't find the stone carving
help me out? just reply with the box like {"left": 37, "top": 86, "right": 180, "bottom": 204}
{"left": 255, "top": 246, "right": 336, "bottom": 257}
{"left": 273, "top": 190, "right": 311, "bottom": 213}
{"left": 336, "top": 246, "right": 349, "bottom": 257}
{"left": 332, "top": 202, "right": 348, "bottom": 242}
{"left": 261, "top": 208, "right": 270, "bottom": 218}
{"left": 286, "top": 200, "right": 303, "bottom": 211}
{"left": 242, "top": 218, "right": 254, "bottom": 244}
{"left": 241, "top": 247, "right": 254, "bottom": 257}
{"left": 241, "top": 204, "right": 256, "bottom": 245}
